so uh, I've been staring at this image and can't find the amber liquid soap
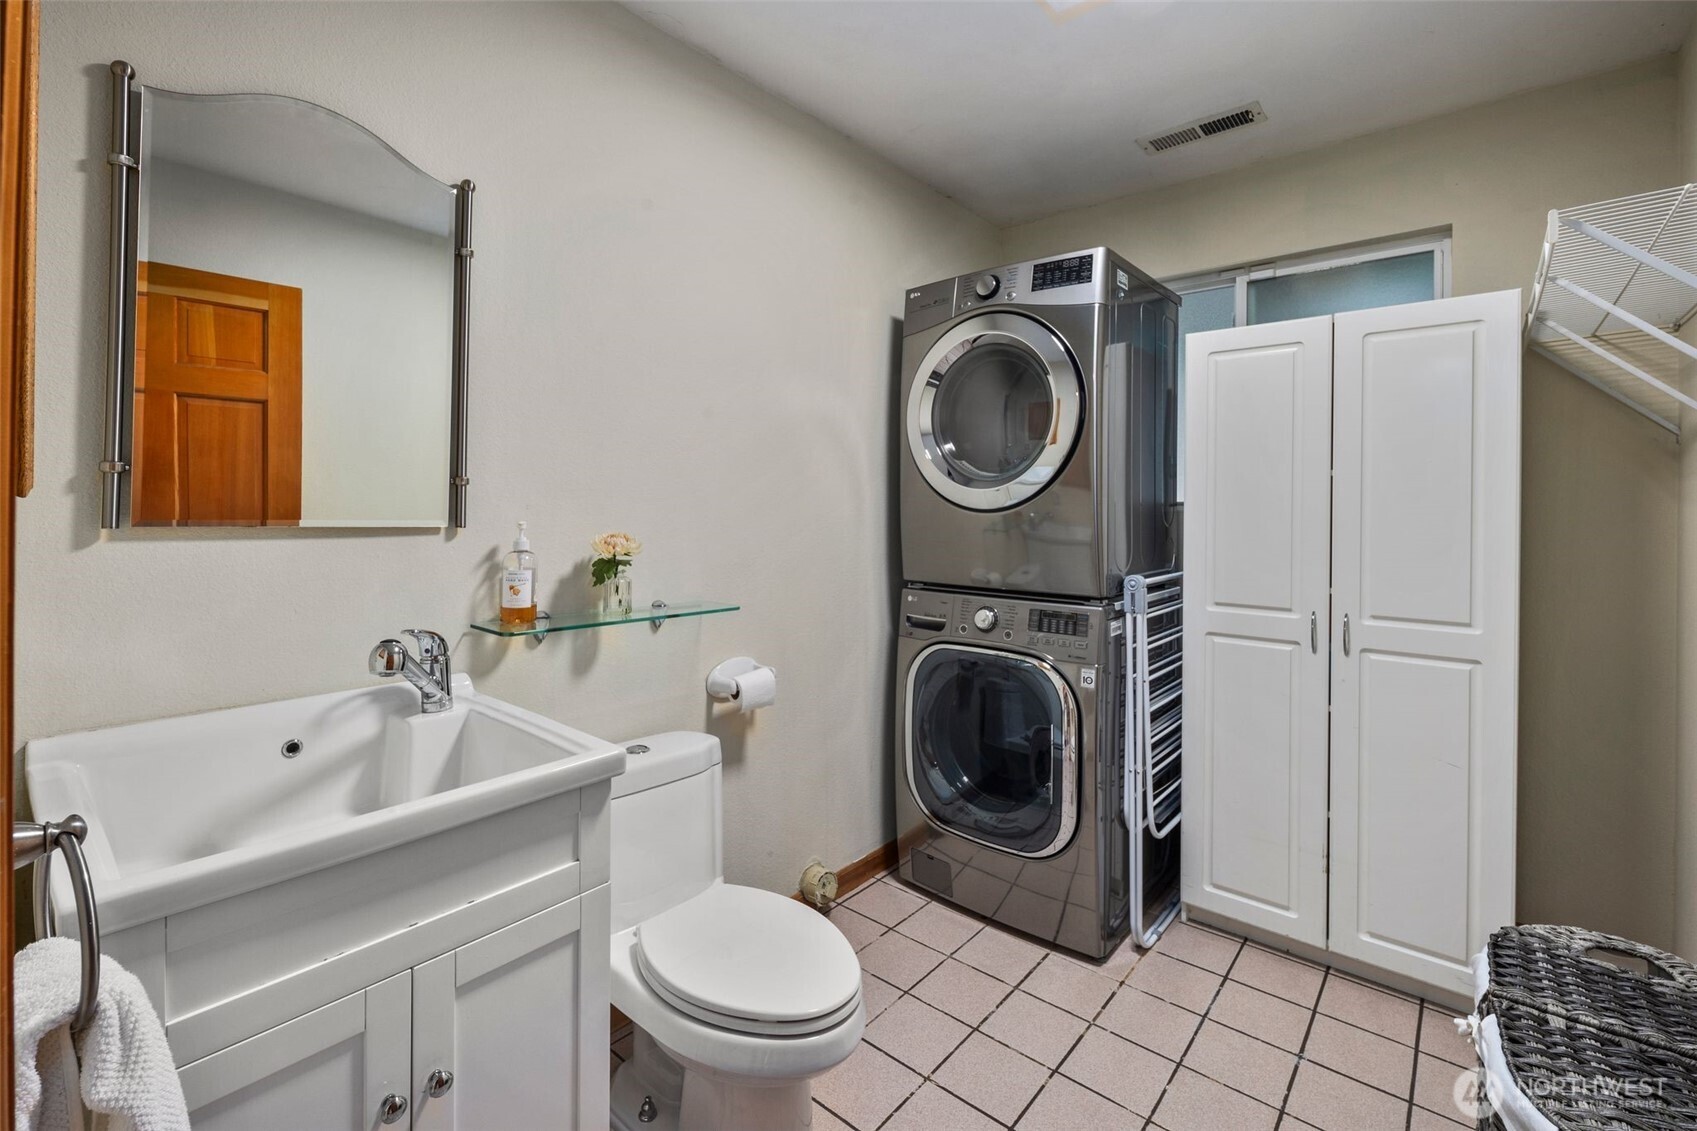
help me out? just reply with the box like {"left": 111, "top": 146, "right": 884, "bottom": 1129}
{"left": 500, "top": 522, "right": 537, "bottom": 625}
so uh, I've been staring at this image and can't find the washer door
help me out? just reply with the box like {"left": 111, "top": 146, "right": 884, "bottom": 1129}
{"left": 907, "top": 312, "right": 1084, "bottom": 512}
{"left": 906, "top": 643, "right": 1078, "bottom": 858}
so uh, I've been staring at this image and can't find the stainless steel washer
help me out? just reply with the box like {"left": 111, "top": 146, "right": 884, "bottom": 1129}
{"left": 894, "top": 584, "right": 1137, "bottom": 959}
{"left": 899, "top": 248, "right": 1180, "bottom": 600}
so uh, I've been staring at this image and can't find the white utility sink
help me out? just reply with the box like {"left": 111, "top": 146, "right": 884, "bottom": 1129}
{"left": 25, "top": 674, "right": 625, "bottom": 933}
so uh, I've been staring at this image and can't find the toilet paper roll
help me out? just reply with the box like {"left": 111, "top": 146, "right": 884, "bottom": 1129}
{"left": 731, "top": 665, "right": 776, "bottom": 713}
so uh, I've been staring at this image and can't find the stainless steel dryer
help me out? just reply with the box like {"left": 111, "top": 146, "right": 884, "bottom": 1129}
{"left": 900, "top": 248, "right": 1180, "bottom": 600}
{"left": 895, "top": 584, "right": 1170, "bottom": 959}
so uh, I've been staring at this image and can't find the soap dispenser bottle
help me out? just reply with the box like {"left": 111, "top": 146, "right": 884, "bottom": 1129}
{"left": 500, "top": 522, "right": 537, "bottom": 626}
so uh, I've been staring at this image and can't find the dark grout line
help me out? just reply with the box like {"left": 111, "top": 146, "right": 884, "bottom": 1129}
{"left": 867, "top": 1070, "right": 929, "bottom": 1131}
{"left": 894, "top": 918, "right": 1157, "bottom": 1128}
{"left": 1132, "top": 934, "right": 1250, "bottom": 1128}
{"left": 1276, "top": 965, "right": 1329, "bottom": 1125}
{"left": 1405, "top": 1004, "right": 1423, "bottom": 1131}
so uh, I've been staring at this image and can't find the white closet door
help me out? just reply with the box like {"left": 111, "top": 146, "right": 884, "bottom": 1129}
{"left": 1182, "top": 317, "right": 1333, "bottom": 947}
{"left": 1329, "top": 291, "right": 1520, "bottom": 998}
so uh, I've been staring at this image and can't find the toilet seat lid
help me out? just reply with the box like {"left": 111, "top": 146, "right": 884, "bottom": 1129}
{"left": 634, "top": 885, "right": 861, "bottom": 1025}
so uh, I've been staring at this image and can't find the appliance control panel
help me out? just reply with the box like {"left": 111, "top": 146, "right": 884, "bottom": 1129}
{"left": 953, "top": 263, "right": 1024, "bottom": 314}
{"left": 900, "top": 586, "right": 1117, "bottom": 663}
{"left": 903, "top": 248, "right": 1177, "bottom": 336}
{"left": 1031, "top": 253, "right": 1093, "bottom": 291}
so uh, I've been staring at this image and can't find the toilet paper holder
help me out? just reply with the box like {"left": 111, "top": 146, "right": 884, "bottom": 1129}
{"left": 706, "top": 656, "right": 765, "bottom": 701}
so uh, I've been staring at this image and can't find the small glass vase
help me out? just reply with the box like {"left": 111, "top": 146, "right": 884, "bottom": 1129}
{"left": 602, "top": 563, "right": 632, "bottom": 618}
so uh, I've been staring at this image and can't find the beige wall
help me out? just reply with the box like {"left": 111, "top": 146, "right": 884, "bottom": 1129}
{"left": 23, "top": 2, "right": 997, "bottom": 896}
{"left": 1004, "top": 58, "right": 1685, "bottom": 948}
{"left": 1675, "top": 23, "right": 1697, "bottom": 958}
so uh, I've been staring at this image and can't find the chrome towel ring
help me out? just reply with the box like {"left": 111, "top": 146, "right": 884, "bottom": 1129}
{"left": 14, "top": 815, "right": 101, "bottom": 1032}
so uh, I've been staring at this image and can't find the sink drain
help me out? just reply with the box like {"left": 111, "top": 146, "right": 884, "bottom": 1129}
{"left": 281, "top": 738, "right": 304, "bottom": 758}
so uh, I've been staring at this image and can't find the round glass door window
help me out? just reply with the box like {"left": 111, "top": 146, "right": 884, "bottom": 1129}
{"left": 934, "top": 340, "right": 1054, "bottom": 485}
{"left": 907, "top": 645, "right": 1077, "bottom": 858}
{"left": 908, "top": 312, "right": 1082, "bottom": 512}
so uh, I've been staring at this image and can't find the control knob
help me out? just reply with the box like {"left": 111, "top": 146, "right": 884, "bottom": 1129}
{"left": 973, "top": 607, "right": 998, "bottom": 631}
{"left": 973, "top": 274, "right": 1000, "bottom": 299}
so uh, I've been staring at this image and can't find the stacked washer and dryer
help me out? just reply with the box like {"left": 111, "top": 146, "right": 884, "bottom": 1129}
{"left": 893, "top": 248, "right": 1182, "bottom": 959}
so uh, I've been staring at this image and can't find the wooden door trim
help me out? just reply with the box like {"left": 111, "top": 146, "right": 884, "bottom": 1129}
{"left": 141, "top": 260, "right": 275, "bottom": 309}
{"left": 1, "top": 0, "right": 37, "bottom": 1123}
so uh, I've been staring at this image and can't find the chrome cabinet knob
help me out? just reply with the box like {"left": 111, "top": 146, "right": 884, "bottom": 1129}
{"left": 426, "top": 1068, "right": 454, "bottom": 1098}
{"left": 378, "top": 1093, "right": 408, "bottom": 1124}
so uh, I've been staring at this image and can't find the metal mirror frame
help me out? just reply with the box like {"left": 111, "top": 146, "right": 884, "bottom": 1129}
{"left": 99, "top": 60, "right": 474, "bottom": 530}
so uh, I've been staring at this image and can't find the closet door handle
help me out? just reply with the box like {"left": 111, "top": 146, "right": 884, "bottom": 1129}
{"left": 1310, "top": 612, "right": 1317, "bottom": 653}
{"left": 1342, "top": 613, "right": 1351, "bottom": 657}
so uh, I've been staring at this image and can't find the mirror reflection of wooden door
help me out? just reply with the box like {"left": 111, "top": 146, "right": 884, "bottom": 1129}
{"left": 134, "top": 262, "right": 302, "bottom": 525}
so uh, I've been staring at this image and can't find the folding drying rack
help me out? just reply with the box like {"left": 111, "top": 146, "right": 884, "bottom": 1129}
{"left": 1124, "top": 571, "right": 1182, "bottom": 948}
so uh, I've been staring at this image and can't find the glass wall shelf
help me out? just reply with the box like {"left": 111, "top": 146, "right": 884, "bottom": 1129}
{"left": 470, "top": 600, "right": 740, "bottom": 638}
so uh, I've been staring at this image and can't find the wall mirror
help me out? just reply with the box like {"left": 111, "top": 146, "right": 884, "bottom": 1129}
{"left": 101, "top": 62, "right": 473, "bottom": 529}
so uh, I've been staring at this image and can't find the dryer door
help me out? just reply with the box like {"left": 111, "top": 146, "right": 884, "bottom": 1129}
{"left": 907, "top": 312, "right": 1084, "bottom": 511}
{"left": 906, "top": 643, "right": 1079, "bottom": 858}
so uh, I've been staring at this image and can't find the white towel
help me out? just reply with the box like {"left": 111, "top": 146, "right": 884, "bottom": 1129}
{"left": 16, "top": 938, "right": 82, "bottom": 1131}
{"left": 14, "top": 938, "right": 189, "bottom": 1131}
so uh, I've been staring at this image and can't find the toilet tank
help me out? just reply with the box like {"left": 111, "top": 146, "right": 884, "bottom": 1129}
{"left": 609, "top": 731, "right": 724, "bottom": 933}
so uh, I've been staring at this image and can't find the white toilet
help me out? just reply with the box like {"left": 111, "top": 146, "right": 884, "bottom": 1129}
{"left": 609, "top": 732, "right": 865, "bottom": 1131}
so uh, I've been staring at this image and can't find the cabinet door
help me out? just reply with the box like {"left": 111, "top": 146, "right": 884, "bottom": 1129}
{"left": 412, "top": 892, "right": 606, "bottom": 1131}
{"left": 1329, "top": 291, "right": 1520, "bottom": 998}
{"left": 1182, "top": 317, "right": 1333, "bottom": 947}
{"left": 179, "top": 971, "right": 411, "bottom": 1131}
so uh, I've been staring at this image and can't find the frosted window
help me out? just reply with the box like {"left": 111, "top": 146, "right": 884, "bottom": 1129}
{"left": 1177, "top": 285, "right": 1236, "bottom": 377}
{"left": 1248, "top": 251, "right": 1436, "bottom": 325}
{"left": 1176, "top": 285, "right": 1235, "bottom": 501}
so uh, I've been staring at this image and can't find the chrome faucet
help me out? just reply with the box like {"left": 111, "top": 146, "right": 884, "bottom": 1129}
{"left": 370, "top": 629, "right": 454, "bottom": 714}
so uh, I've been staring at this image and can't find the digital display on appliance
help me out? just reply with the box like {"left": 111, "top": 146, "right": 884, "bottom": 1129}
{"left": 1031, "top": 254, "right": 1093, "bottom": 291}
{"left": 1029, "top": 610, "right": 1090, "bottom": 638}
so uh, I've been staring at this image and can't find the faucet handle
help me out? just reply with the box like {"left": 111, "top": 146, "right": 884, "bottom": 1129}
{"left": 403, "top": 629, "right": 447, "bottom": 659}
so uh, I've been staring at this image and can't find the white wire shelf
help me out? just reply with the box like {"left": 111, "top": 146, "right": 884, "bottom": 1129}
{"left": 1526, "top": 184, "right": 1697, "bottom": 436}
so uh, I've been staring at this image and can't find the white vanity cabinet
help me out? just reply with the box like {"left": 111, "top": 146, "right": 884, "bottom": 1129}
{"left": 74, "top": 773, "right": 615, "bottom": 1131}
{"left": 180, "top": 971, "right": 413, "bottom": 1131}
{"left": 1182, "top": 292, "right": 1521, "bottom": 1001}
{"left": 410, "top": 895, "right": 603, "bottom": 1130}
{"left": 28, "top": 680, "right": 624, "bottom": 1129}
{"left": 179, "top": 891, "right": 607, "bottom": 1130}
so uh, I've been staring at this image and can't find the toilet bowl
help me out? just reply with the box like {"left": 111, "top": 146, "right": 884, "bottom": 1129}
{"left": 609, "top": 732, "right": 864, "bottom": 1131}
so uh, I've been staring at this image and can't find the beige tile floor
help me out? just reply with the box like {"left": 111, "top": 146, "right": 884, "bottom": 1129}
{"left": 611, "top": 870, "right": 1481, "bottom": 1130}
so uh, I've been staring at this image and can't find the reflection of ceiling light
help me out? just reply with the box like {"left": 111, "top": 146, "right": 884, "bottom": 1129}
{"left": 1036, "top": 0, "right": 1109, "bottom": 24}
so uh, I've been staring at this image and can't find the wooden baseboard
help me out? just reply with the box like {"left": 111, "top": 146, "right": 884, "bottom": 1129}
{"left": 830, "top": 839, "right": 898, "bottom": 900}
{"left": 610, "top": 840, "right": 900, "bottom": 1039}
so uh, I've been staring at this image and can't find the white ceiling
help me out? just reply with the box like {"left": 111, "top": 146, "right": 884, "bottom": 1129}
{"left": 625, "top": 0, "right": 1696, "bottom": 225}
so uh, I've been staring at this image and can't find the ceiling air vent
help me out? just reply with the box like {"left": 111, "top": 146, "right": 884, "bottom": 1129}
{"left": 1137, "top": 101, "right": 1267, "bottom": 155}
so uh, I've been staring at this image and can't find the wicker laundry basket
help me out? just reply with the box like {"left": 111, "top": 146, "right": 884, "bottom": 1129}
{"left": 1474, "top": 924, "right": 1697, "bottom": 1130}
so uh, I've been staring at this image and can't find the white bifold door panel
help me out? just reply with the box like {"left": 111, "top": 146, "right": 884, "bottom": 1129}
{"left": 1328, "top": 293, "right": 1520, "bottom": 998}
{"left": 180, "top": 972, "right": 412, "bottom": 1131}
{"left": 1180, "top": 291, "right": 1520, "bottom": 1000}
{"left": 1182, "top": 316, "right": 1334, "bottom": 948}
